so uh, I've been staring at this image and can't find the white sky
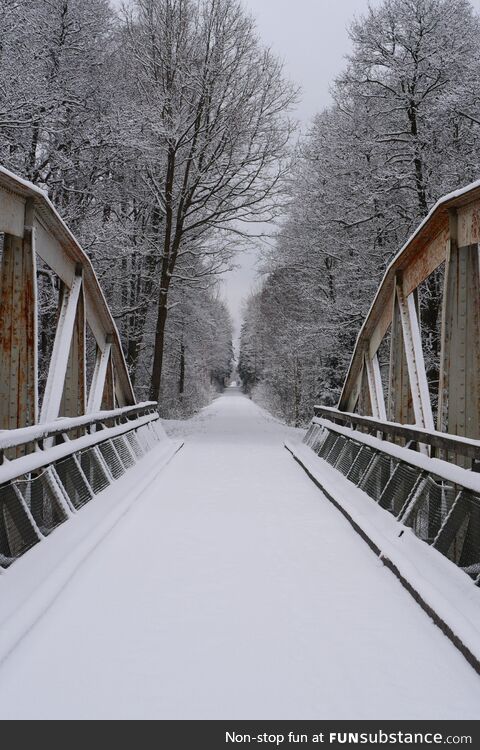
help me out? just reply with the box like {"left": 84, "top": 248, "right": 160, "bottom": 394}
{"left": 223, "top": 0, "right": 379, "bottom": 346}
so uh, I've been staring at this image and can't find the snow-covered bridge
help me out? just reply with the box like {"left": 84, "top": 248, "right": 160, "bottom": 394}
{"left": 0, "top": 389, "right": 479, "bottom": 720}
{"left": 2, "top": 169, "right": 480, "bottom": 718}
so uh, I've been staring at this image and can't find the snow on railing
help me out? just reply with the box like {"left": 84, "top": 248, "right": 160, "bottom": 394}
{"left": 314, "top": 406, "right": 480, "bottom": 467}
{"left": 0, "top": 403, "right": 169, "bottom": 571}
{"left": 300, "top": 412, "right": 480, "bottom": 588}
{"left": 0, "top": 402, "right": 158, "bottom": 457}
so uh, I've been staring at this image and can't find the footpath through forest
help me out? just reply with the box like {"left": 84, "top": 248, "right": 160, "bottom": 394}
{"left": 0, "top": 387, "right": 479, "bottom": 719}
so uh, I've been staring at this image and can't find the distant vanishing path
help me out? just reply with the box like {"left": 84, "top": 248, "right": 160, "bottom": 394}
{"left": 0, "top": 388, "right": 479, "bottom": 719}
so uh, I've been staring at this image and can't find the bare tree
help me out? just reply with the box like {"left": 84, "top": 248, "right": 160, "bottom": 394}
{"left": 240, "top": 0, "right": 480, "bottom": 424}
{"left": 123, "top": 0, "right": 297, "bottom": 400}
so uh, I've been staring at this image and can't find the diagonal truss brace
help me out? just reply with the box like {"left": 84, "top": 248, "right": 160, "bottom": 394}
{"left": 87, "top": 342, "right": 112, "bottom": 414}
{"left": 365, "top": 352, "right": 387, "bottom": 421}
{"left": 395, "top": 280, "right": 434, "bottom": 431}
{"left": 39, "top": 271, "right": 83, "bottom": 424}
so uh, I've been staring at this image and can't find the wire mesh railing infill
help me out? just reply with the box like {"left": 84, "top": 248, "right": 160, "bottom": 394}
{"left": 302, "top": 419, "right": 480, "bottom": 586}
{"left": 0, "top": 403, "right": 166, "bottom": 570}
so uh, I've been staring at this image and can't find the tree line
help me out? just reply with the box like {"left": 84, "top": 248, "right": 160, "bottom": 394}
{"left": 0, "top": 0, "right": 296, "bottom": 416}
{"left": 239, "top": 0, "right": 480, "bottom": 425}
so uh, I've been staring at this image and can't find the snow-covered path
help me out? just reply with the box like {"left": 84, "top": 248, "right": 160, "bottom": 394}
{"left": 0, "top": 388, "right": 479, "bottom": 719}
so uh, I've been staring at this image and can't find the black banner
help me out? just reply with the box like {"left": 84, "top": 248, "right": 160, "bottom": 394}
{"left": 2, "top": 720, "right": 479, "bottom": 745}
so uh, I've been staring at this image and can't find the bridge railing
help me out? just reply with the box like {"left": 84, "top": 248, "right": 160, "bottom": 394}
{"left": 302, "top": 417, "right": 480, "bottom": 585}
{"left": 314, "top": 406, "right": 480, "bottom": 468}
{"left": 0, "top": 402, "right": 167, "bottom": 570}
{"left": 294, "top": 179, "right": 480, "bottom": 590}
{"left": 0, "top": 401, "right": 158, "bottom": 461}
{"left": 0, "top": 167, "right": 176, "bottom": 571}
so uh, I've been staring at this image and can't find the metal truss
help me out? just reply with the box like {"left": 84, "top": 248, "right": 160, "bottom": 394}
{"left": 0, "top": 166, "right": 135, "bottom": 432}
{"left": 338, "top": 182, "right": 480, "bottom": 446}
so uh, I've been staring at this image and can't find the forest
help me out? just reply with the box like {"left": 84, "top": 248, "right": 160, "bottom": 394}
{"left": 0, "top": 0, "right": 296, "bottom": 416}
{"left": 239, "top": 0, "right": 480, "bottom": 425}
{"left": 3, "top": 0, "right": 480, "bottom": 424}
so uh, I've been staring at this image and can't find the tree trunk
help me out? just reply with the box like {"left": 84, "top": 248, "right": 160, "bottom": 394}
{"left": 293, "top": 356, "right": 301, "bottom": 427}
{"left": 150, "top": 143, "right": 176, "bottom": 401}
{"left": 126, "top": 248, "right": 159, "bottom": 386}
{"left": 179, "top": 337, "right": 185, "bottom": 396}
{"left": 150, "top": 286, "right": 169, "bottom": 401}
{"left": 407, "top": 101, "right": 428, "bottom": 216}
{"left": 27, "top": 120, "right": 40, "bottom": 179}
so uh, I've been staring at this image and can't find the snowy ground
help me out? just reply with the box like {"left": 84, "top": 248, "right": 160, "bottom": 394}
{"left": 0, "top": 387, "right": 479, "bottom": 719}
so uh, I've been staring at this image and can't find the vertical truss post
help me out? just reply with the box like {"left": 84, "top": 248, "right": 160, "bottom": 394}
{"left": 101, "top": 349, "right": 116, "bottom": 411}
{"left": 60, "top": 270, "right": 86, "bottom": 419}
{"left": 388, "top": 273, "right": 413, "bottom": 426}
{"left": 438, "top": 209, "right": 480, "bottom": 445}
{"left": 344, "top": 366, "right": 363, "bottom": 413}
{"left": 357, "top": 360, "right": 372, "bottom": 416}
{"left": 0, "top": 198, "right": 38, "bottom": 434}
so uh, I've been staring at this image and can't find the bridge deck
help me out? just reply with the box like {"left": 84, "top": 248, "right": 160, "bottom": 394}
{"left": 0, "top": 388, "right": 479, "bottom": 719}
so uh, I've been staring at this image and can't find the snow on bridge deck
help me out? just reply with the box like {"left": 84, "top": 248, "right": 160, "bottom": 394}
{"left": 0, "top": 388, "right": 479, "bottom": 719}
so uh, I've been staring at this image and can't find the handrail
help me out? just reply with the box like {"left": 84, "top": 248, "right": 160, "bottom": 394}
{"left": 0, "top": 412, "right": 159, "bottom": 486}
{"left": 0, "top": 402, "right": 158, "bottom": 453}
{"left": 314, "top": 405, "right": 480, "bottom": 463}
{"left": 314, "top": 417, "right": 480, "bottom": 496}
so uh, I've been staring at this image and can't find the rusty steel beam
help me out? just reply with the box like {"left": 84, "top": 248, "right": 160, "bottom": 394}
{"left": 395, "top": 281, "right": 434, "bottom": 430}
{"left": 60, "top": 279, "right": 86, "bottom": 419}
{"left": 388, "top": 281, "right": 413, "bottom": 426}
{"left": 357, "top": 361, "right": 372, "bottom": 416}
{"left": 0, "top": 199, "right": 38, "bottom": 433}
{"left": 101, "top": 348, "right": 115, "bottom": 411}
{"left": 438, "top": 211, "right": 480, "bottom": 441}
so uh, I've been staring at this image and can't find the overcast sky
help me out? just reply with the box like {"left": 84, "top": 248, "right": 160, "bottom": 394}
{"left": 223, "top": 0, "right": 381, "bottom": 346}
